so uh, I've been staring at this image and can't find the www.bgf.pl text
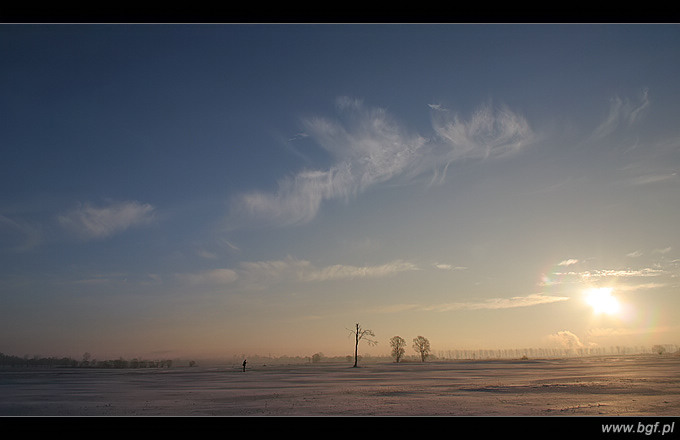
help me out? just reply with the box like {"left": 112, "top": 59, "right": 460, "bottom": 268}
{"left": 602, "top": 421, "right": 675, "bottom": 436}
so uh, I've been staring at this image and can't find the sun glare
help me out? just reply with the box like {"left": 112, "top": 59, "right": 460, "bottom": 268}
{"left": 583, "top": 287, "right": 621, "bottom": 316}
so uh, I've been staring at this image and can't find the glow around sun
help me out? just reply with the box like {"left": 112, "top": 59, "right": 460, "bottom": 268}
{"left": 583, "top": 287, "right": 621, "bottom": 316}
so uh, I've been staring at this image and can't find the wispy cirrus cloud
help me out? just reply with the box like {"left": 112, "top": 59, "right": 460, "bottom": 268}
{"left": 229, "top": 98, "right": 427, "bottom": 228}
{"left": 2, "top": 200, "right": 156, "bottom": 249}
{"left": 429, "top": 101, "right": 534, "bottom": 162}
{"left": 612, "top": 282, "right": 666, "bottom": 292}
{"left": 230, "top": 165, "right": 356, "bottom": 228}
{"left": 179, "top": 268, "right": 239, "bottom": 286}
{"left": 376, "top": 293, "right": 568, "bottom": 314}
{"left": 228, "top": 97, "right": 535, "bottom": 229}
{"left": 433, "top": 263, "right": 468, "bottom": 271}
{"left": 628, "top": 172, "right": 678, "bottom": 186}
{"left": 541, "top": 260, "right": 673, "bottom": 291}
{"left": 590, "top": 88, "right": 650, "bottom": 141}
{"left": 299, "top": 259, "right": 419, "bottom": 282}
{"left": 564, "top": 268, "right": 666, "bottom": 279}
{"left": 544, "top": 268, "right": 667, "bottom": 290}
{"left": 58, "top": 200, "right": 155, "bottom": 240}
{"left": 626, "top": 247, "right": 672, "bottom": 258}
{"left": 426, "top": 293, "right": 569, "bottom": 311}
{"left": 177, "top": 256, "right": 419, "bottom": 289}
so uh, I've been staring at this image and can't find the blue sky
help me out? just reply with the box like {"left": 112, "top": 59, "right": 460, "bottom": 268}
{"left": 2, "top": 24, "right": 680, "bottom": 360}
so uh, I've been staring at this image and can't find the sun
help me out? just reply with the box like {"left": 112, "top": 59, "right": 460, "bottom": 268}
{"left": 583, "top": 287, "right": 621, "bottom": 316}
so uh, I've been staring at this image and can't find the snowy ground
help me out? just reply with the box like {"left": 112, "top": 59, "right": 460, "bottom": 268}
{"left": 1, "top": 355, "right": 678, "bottom": 416}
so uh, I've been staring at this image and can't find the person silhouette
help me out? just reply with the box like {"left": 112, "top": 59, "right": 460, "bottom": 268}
{"left": 242, "top": 359, "right": 247, "bottom": 372}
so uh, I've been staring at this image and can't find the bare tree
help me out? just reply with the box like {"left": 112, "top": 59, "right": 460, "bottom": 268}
{"left": 390, "top": 336, "right": 406, "bottom": 363}
{"left": 348, "top": 323, "right": 377, "bottom": 367}
{"left": 412, "top": 336, "right": 431, "bottom": 362}
{"left": 80, "top": 352, "right": 91, "bottom": 367}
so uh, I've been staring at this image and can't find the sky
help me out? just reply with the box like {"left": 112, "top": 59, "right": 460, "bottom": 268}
{"left": 1, "top": 24, "right": 680, "bottom": 360}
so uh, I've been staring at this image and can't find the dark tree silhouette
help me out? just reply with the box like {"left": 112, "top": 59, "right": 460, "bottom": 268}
{"left": 412, "top": 336, "right": 431, "bottom": 362}
{"left": 348, "top": 323, "right": 377, "bottom": 367}
{"left": 390, "top": 336, "right": 406, "bottom": 363}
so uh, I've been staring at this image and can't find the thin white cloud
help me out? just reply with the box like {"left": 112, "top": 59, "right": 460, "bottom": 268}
{"left": 434, "top": 263, "right": 467, "bottom": 271}
{"left": 626, "top": 247, "right": 672, "bottom": 258}
{"left": 557, "top": 259, "right": 579, "bottom": 267}
{"left": 235, "top": 257, "right": 311, "bottom": 286}
{"left": 590, "top": 88, "right": 650, "bottom": 141}
{"left": 58, "top": 200, "right": 155, "bottom": 240}
{"left": 179, "top": 268, "right": 239, "bottom": 285}
{"left": 229, "top": 98, "right": 427, "bottom": 229}
{"left": 430, "top": 102, "right": 534, "bottom": 164}
{"left": 287, "top": 132, "right": 309, "bottom": 142}
{"left": 196, "top": 249, "right": 219, "bottom": 260}
{"left": 238, "top": 257, "right": 418, "bottom": 285}
{"left": 300, "top": 259, "right": 419, "bottom": 282}
{"left": 577, "top": 268, "right": 666, "bottom": 278}
{"left": 231, "top": 165, "right": 356, "bottom": 228}
{"left": 433, "top": 293, "right": 569, "bottom": 311}
{"left": 177, "top": 257, "right": 418, "bottom": 289}
{"left": 552, "top": 267, "right": 667, "bottom": 280}
{"left": 222, "top": 240, "right": 241, "bottom": 252}
{"left": 541, "top": 261, "right": 673, "bottom": 291}
{"left": 628, "top": 172, "right": 677, "bottom": 186}
{"left": 427, "top": 103, "right": 446, "bottom": 111}
{"left": 228, "top": 97, "right": 535, "bottom": 228}
{"left": 377, "top": 293, "right": 568, "bottom": 314}
{"left": 613, "top": 282, "right": 666, "bottom": 292}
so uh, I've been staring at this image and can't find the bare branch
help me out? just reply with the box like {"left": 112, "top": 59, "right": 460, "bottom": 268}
{"left": 348, "top": 322, "right": 377, "bottom": 367}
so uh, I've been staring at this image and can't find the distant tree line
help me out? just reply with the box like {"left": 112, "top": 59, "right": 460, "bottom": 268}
{"left": 0, "top": 352, "right": 80, "bottom": 368}
{"left": 0, "top": 352, "right": 175, "bottom": 369}
{"left": 434, "top": 344, "right": 679, "bottom": 360}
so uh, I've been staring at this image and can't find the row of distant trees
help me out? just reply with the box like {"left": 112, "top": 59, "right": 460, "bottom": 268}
{"left": 0, "top": 352, "right": 176, "bottom": 369}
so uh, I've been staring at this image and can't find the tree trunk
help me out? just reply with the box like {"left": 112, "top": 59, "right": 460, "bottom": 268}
{"left": 353, "top": 323, "right": 359, "bottom": 367}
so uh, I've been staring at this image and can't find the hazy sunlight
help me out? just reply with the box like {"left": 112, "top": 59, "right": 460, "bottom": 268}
{"left": 583, "top": 287, "right": 621, "bottom": 316}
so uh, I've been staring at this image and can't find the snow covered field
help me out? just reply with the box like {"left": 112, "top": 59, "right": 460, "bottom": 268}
{"left": 1, "top": 355, "right": 678, "bottom": 417}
